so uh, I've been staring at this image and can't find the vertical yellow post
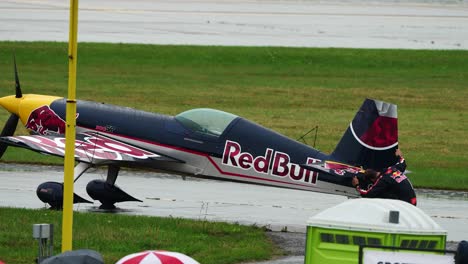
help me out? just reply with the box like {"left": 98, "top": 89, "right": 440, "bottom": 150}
{"left": 62, "top": 0, "right": 79, "bottom": 252}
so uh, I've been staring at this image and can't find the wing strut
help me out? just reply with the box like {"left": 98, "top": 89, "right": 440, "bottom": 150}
{"left": 73, "top": 162, "right": 92, "bottom": 183}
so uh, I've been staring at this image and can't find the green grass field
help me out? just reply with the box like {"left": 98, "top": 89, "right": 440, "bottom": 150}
{"left": 0, "top": 207, "right": 281, "bottom": 264}
{"left": 0, "top": 41, "right": 467, "bottom": 189}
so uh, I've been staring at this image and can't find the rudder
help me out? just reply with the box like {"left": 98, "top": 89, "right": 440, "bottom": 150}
{"left": 331, "top": 98, "right": 398, "bottom": 170}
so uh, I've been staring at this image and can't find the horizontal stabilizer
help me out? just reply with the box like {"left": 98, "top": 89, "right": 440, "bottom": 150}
{"left": 301, "top": 160, "right": 364, "bottom": 178}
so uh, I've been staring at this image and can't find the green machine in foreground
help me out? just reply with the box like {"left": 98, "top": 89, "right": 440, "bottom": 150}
{"left": 305, "top": 198, "right": 447, "bottom": 264}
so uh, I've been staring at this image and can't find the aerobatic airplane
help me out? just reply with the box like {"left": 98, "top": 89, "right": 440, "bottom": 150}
{"left": 0, "top": 60, "right": 399, "bottom": 209}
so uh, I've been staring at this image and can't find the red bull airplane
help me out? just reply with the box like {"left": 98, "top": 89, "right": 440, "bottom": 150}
{"left": 0, "top": 60, "right": 399, "bottom": 209}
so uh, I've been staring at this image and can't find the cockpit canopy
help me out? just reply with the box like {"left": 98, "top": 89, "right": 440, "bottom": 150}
{"left": 175, "top": 108, "right": 238, "bottom": 136}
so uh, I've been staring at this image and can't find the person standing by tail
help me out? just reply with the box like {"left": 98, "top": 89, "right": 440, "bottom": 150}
{"left": 352, "top": 149, "right": 417, "bottom": 206}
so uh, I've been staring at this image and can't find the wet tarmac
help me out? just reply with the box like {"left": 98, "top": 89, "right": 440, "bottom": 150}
{"left": 0, "top": 163, "right": 467, "bottom": 264}
{"left": 1, "top": 0, "right": 468, "bottom": 49}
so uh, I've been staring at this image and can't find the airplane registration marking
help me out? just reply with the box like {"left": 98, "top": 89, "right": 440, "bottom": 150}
{"left": 222, "top": 140, "right": 319, "bottom": 185}
{"left": 10, "top": 134, "right": 159, "bottom": 161}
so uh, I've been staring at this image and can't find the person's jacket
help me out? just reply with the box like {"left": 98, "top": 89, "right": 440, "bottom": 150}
{"left": 356, "top": 156, "right": 417, "bottom": 206}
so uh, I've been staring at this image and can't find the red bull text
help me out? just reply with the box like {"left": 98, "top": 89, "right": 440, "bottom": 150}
{"left": 222, "top": 140, "right": 319, "bottom": 185}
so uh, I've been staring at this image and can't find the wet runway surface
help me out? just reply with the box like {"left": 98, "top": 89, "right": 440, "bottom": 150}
{"left": 1, "top": 164, "right": 466, "bottom": 263}
{"left": 1, "top": 0, "right": 468, "bottom": 49}
{"left": 1, "top": 163, "right": 467, "bottom": 242}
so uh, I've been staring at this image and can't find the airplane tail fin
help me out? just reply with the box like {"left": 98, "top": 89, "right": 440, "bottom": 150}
{"left": 331, "top": 98, "right": 398, "bottom": 170}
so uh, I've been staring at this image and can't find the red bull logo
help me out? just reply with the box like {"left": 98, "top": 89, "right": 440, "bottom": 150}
{"left": 222, "top": 140, "right": 319, "bottom": 184}
{"left": 323, "top": 161, "right": 363, "bottom": 176}
{"left": 26, "top": 105, "right": 66, "bottom": 135}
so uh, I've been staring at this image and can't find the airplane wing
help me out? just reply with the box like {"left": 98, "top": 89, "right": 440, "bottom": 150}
{"left": 0, "top": 132, "right": 183, "bottom": 165}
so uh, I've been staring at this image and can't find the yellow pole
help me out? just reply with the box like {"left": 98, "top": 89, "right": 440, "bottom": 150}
{"left": 62, "top": 0, "right": 79, "bottom": 252}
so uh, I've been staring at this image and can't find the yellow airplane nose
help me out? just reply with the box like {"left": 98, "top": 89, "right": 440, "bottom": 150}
{"left": 0, "top": 94, "right": 62, "bottom": 125}
{"left": 0, "top": 95, "right": 20, "bottom": 116}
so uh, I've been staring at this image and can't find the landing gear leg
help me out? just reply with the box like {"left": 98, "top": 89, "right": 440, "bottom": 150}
{"left": 106, "top": 164, "right": 119, "bottom": 185}
{"left": 74, "top": 162, "right": 92, "bottom": 182}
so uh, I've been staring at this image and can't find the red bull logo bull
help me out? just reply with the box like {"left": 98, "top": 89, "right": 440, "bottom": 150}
{"left": 222, "top": 140, "right": 319, "bottom": 185}
{"left": 26, "top": 105, "right": 66, "bottom": 135}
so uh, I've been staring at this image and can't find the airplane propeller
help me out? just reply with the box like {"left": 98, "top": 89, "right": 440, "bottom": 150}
{"left": 0, "top": 114, "right": 19, "bottom": 157}
{"left": 0, "top": 55, "right": 23, "bottom": 158}
{"left": 14, "top": 54, "right": 22, "bottom": 98}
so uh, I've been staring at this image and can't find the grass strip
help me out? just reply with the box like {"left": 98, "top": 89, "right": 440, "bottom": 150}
{"left": 0, "top": 207, "right": 281, "bottom": 263}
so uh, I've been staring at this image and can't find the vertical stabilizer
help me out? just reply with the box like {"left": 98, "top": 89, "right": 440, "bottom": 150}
{"left": 331, "top": 99, "right": 398, "bottom": 170}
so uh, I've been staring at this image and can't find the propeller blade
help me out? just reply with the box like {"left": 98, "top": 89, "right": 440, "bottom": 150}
{"left": 0, "top": 114, "right": 19, "bottom": 158}
{"left": 13, "top": 54, "right": 22, "bottom": 98}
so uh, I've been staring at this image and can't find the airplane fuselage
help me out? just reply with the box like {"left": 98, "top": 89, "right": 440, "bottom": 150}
{"left": 45, "top": 99, "right": 356, "bottom": 196}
